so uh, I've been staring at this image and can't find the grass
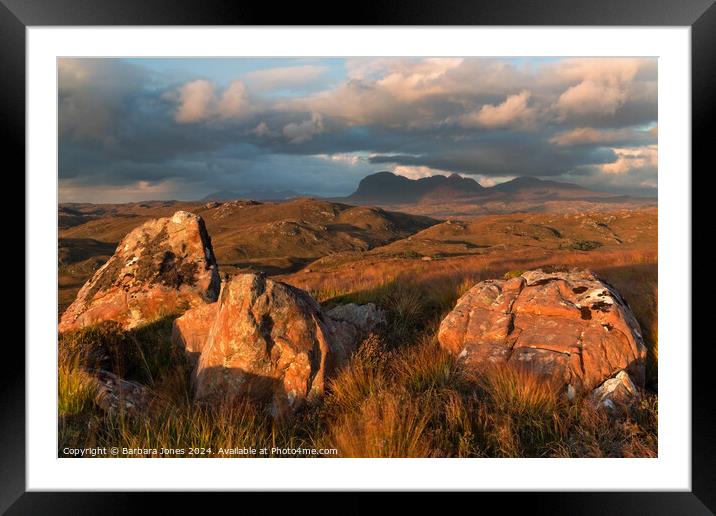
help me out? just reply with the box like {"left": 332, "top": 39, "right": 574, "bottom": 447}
{"left": 58, "top": 261, "right": 658, "bottom": 458}
{"left": 595, "top": 263, "right": 658, "bottom": 390}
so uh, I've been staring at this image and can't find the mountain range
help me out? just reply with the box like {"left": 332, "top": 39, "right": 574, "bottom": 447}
{"left": 346, "top": 172, "right": 620, "bottom": 205}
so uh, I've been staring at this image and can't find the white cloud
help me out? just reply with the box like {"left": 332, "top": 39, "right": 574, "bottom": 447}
{"left": 173, "top": 79, "right": 251, "bottom": 123}
{"left": 315, "top": 153, "right": 364, "bottom": 166}
{"left": 217, "top": 81, "right": 249, "bottom": 119}
{"left": 283, "top": 112, "right": 325, "bottom": 143}
{"left": 461, "top": 90, "right": 536, "bottom": 129}
{"left": 552, "top": 59, "right": 645, "bottom": 118}
{"left": 175, "top": 80, "right": 215, "bottom": 123}
{"left": 600, "top": 145, "right": 658, "bottom": 175}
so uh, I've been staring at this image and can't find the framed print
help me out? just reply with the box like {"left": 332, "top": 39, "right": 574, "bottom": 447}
{"left": 7, "top": 0, "right": 712, "bottom": 512}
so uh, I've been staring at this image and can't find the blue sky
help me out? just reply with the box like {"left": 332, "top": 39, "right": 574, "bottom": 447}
{"left": 58, "top": 57, "right": 657, "bottom": 203}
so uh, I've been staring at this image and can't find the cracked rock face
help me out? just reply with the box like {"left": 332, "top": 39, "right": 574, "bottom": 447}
{"left": 179, "top": 274, "right": 384, "bottom": 418}
{"left": 59, "top": 211, "right": 220, "bottom": 332}
{"left": 437, "top": 269, "right": 646, "bottom": 395}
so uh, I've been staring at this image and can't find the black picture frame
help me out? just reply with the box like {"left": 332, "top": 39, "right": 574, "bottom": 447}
{"left": 6, "top": 0, "right": 710, "bottom": 513}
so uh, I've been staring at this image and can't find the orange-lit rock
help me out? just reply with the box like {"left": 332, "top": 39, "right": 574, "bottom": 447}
{"left": 59, "top": 211, "right": 220, "bottom": 332}
{"left": 438, "top": 269, "right": 646, "bottom": 396}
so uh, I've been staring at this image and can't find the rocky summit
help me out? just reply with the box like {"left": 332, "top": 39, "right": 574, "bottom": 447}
{"left": 59, "top": 211, "right": 220, "bottom": 332}
{"left": 179, "top": 273, "right": 384, "bottom": 418}
{"left": 437, "top": 269, "right": 646, "bottom": 404}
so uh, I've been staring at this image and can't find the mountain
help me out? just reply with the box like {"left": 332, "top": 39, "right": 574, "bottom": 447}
{"left": 490, "top": 176, "right": 613, "bottom": 199}
{"left": 347, "top": 171, "right": 485, "bottom": 204}
{"left": 346, "top": 171, "right": 617, "bottom": 205}
{"left": 201, "top": 189, "right": 301, "bottom": 202}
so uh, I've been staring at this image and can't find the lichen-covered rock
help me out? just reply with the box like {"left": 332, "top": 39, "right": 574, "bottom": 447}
{"left": 437, "top": 269, "right": 647, "bottom": 395}
{"left": 189, "top": 275, "right": 384, "bottom": 417}
{"left": 59, "top": 211, "right": 220, "bottom": 332}
{"left": 194, "top": 273, "right": 335, "bottom": 418}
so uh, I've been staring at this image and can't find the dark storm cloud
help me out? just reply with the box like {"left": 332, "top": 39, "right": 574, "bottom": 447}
{"left": 58, "top": 57, "right": 658, "bottom": 202}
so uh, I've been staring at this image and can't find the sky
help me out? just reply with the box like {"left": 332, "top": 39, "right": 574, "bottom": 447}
{"left": 58, "top": 57, "right": 658, "bottom": 203}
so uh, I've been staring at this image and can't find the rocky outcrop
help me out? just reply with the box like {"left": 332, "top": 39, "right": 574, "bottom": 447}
{"left": 59, "top": 211, "right": 220, "bottom": 332}
{"left": 174, "top": 274, "right": 384, "bottom": 417}
{"left": 438, "top": 269, "right": 646, "bottom": 398}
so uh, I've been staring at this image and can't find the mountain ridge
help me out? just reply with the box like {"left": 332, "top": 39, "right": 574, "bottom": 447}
{"left": 345, "top": 171, "right": 620, "bottom": 205}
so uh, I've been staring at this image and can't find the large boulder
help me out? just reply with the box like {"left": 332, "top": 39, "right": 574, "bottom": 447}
{"left": 59, "top": 211, "right": 220, "bottom": 332}
{"left": 194, "top": 273, "right": 334, "bottom": 417}
{"left": 171, "top": 302, "right": 219, "bottom": 368}
{"left": 438, "top": 269, "right": 646, "bottom": 397}
{"left": 183, "top": 274, "right": 384, "bottom": 417}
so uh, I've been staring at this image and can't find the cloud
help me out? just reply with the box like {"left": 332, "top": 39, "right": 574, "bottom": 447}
{"left": 394, "top": 165, "right": 451, "bottom": 179}
{"left": 283, "top": 112, "right": 325, "bottom": 143}
{"left": 251, "top": 121, "right": 276, "bottom": 138}
{"left": 315, "top": 153, "right": 364, "bottom": 166}
{"left": 551, "top": 59, "right": 652, "bottom": 119}
{"left": 243, "top": 65, "right": 328, "bottom": 91}
{"left": 58, "top": 58, "right": 147, "bottom": 143}
{"left": 599, "top": 145, "right": 657, "bottom": 175}
{"left": 59, "top": 57, "right": 658, "bottom": 202}
{"left": 549, "top": 126, "right": 654, "bottom": 146}
{"left": 217, "top": 81, "right": 250, "bottom": 118}
{"left": 460, "top": 90, "right": 535, "bottom": 129}
{"left": 174, "top": 80, "right": 215, "bottom": 123}
{"left": 172, "top": 79, "right": 251, "bottom": 123}
{"left": 373, "top": 58, "right": 464, "bottom": 102}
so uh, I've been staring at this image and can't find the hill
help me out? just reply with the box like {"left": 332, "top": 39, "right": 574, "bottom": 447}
{"left": 57, "top": 198, "right": 437, "bottom": 313}
{"left": 490, "top": 176, "right": 615, "bottom": 199}
{"left": 201, "top": 188, "right": 300, "bottom": 202}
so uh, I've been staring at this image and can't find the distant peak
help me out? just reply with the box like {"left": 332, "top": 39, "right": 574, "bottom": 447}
{"left": 512, "top": 176, "right": 543, "bottom": 184}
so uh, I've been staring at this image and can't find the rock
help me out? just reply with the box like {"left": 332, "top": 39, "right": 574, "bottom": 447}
{"left": 188, "top": 275, "right": 384, "bottom": 417}
{"left": 59, "top": 211, "right": 220, "bottom": 332}
{"left": 437, "top": 269, "right": 646, "bottom": 394}
{"left": 171, "top": 302, "right": 219, "bottom": 368}
{"left": 590, "top": 370, "right": 640, "bottom": 415}
{"left": 325, "top": 303, "right": 386, "bottom": 367}
{"left": 194, "top": 273, "right": 335, "bottom": 418}
{"left": 92, "top": 370, "right": 164, "bottom": 418}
